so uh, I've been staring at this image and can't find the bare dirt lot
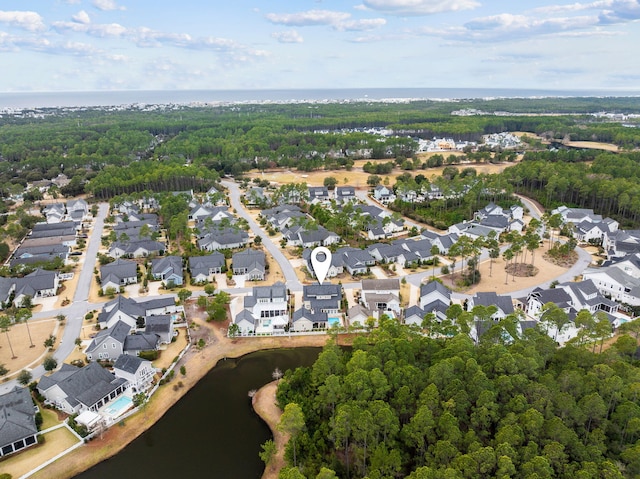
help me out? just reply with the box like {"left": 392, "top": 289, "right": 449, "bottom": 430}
{"left": 0, "top": 318, "right": 59, "bottom": 379}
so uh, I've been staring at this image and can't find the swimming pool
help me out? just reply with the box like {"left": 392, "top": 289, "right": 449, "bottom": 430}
{"left": 103, "top": 395, "right": 133, "bottom": 417}
{"left": 328, "top": 317, "right": 341, "bottom": 327}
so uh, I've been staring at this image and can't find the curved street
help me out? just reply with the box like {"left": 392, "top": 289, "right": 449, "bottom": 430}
{"left": 1, "top": 185, "right": 596, "bottom": 394}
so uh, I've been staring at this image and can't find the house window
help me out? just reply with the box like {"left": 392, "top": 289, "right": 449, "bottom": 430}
{"left": 103, "top": 344, "right": 107, "bottom": 349}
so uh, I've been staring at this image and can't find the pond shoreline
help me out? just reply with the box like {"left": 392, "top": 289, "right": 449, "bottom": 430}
{"left": 29, "top": 317, "right": 330, "bottom": 479}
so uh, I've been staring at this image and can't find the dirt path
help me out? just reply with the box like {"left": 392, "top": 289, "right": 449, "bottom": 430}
{"left": 29, "top": 309, "right": 330, "bottom": 479}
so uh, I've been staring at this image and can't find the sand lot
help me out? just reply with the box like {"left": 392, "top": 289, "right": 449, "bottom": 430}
{"left": 0, "top": 318, "right": 59, "bottom": 379}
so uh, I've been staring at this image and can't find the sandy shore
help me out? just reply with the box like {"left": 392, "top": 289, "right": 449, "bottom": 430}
{"left": 253, "top": 381, "right": 289, "bottom": 479}
{"left": 28, "top": 312, "right": 330, "bottom": 479}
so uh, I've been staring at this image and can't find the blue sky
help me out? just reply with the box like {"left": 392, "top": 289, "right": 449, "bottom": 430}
{"left": 1, "top": 0, "right": 639, "bottom": 92}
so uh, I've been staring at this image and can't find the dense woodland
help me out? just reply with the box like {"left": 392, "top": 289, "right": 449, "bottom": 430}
{"left": 2, "top": 97, "right": 640, "bottom": 200}
{"left": 275, "top": 320, "right": 640, "bottom": 479}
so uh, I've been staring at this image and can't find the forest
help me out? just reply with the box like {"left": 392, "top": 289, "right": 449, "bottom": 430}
{"left": 1, "top": 97, "right": 640, "bottom": 200}
{"left": 274, "top": 319, "right": 640, "bottom": 479}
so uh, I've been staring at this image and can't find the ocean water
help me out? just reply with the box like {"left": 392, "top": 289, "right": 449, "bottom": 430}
{"left": 1, "top": 87, "right": 639, "bottom": 109}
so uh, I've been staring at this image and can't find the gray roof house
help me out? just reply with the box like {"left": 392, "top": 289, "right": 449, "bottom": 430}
{"left": 123, "top": 333, "right": 160, "bottom": 356}
{"left": 468, "top": 292, "right": 514, "bottom": 320}
{"left": 0, "top": 277, "right": 15, "bottom": 309}
{"left": 37, "top": 362, "right": 128, "bottom": 414}
{"left": 151, "top": 255, "right": 184, "bottom": 286}
{"left": 13, "top": 269, "right": 59, "bottom": 306}
{"left": 303, "top": 284, "right": 342, "bottom": 315}
{"left": 189, "top": 252, "right": 226, "bottom": 283}
{"left": 109, "top": 240, "right": 165, "bottom": 259}
{"left": 292, "top": 307, "right": 329, "bottom": 331}
{"left": 361, "top": 279, "right": 401, "bottom": 318}
{"left": 335, "top": 186, "right": 357, "bottom": 204}
{"left": 0, "top": 386, "right": 38, "bottom": 458}
{"left": 297, "top": 226, "right": 341, "bottom": 248}
{"left": 308, "top": 186, "right": 330, "bottom": 204}
{"left": 145, "top": 315, "right": 174, "bottom": 344}
{"left": 113, "top": 355, "right": 155, "bottom": 393}
{"left": 404, "top": 305, "right": 427, "bottom": 327}
{"left": 197, "top": 229, "right": 250, "bottom": 252}
{"left": 100, "top": 259, "right": 138, "bottom": 293}
{"left": 85, "top": 320, "right": 130, "bottom": 361}
{"left": 232, "top": 249, "right": 266, "bottom": 280}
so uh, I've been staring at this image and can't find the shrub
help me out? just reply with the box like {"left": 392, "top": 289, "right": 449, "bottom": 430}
{"left": 138, "top": 350, "right": 159, "bottom": 361}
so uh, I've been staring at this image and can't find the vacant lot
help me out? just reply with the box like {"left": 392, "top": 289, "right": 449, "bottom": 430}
{"left": 0, "top": 318, "right": 59, "bottom": 379}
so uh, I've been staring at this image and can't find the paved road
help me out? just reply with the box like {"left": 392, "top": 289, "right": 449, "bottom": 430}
{"left": 0, "top": 204, "right": 109, "bottom": 394}
{"left": 222, "top": 180, "right": 303, "bottom": 292}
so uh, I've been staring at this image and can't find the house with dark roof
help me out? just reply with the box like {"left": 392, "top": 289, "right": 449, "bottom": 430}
{"left": 85, "top": 320, "right": 130, "bottom": 361}
{"left": 292, "top": 308, "right": 329, "bottom": 331}
{"left": 151, "top": 255, "right": 184, "bottom": 286}
{"left": 303, "top": 284, "right": 342, "bottom": 315}
{"left": 0, "top": 386, "right": 38, "bottom": 458}
{"left": 468, "top": 292, "right": 514, "bottom": 320}
{"left": 145, "top": 315, "right": 174, "bottom": 344}
{"left": 189, "top": 252, "right": 226, "bottom": 283}
{"left": 109, "top": 240, "right": 165, "bottom": 259}
{"left": 232, "top": 249, "right": 266, "bottom": 280}
{"left": 297, "top": 226, "right": 341, "bottom": 248}
{"left": 303, "top": 248, "right": 344, "bottom": 279}
{"left": 335, "top": 186, "right": 357, "bottom": 204}
{"left": 13, "top": 269, "right": 59, "bottom": 307}
{"left": 338, "top": 247, "right": 375, "bottom": 276}
{"left": 0, "top": 278, "right": 15, "bottom": 310}
{"left": 97, "top": 296, "right": 181, "bottom": 330}
{"left": 308, "top": 186, "right": 330, "bottom": 204}
{"left": 419, "top": 281, "right": 452, "bottom": 321}
{"left": 233, "top": 282, "right": 289, "bottom": 334}
{"left": 526, "top": 287, "right": 575, "bottom": 319}
{"left": 37, "top": 362, "right": 128, "bottom": 414}
{"left": 197, "top": 229, "right": 250, "bottom": 252}
{"left": 100, "top": 259, "right": 138, "bottom": 294}
{"left": 113, "top": 355, "right": 155, "bottom": 393}
{"left": 124, "top": 332, "right": 160, "bottom": 356}
{"left": 404, "top": 305, "right": 426, "bottom": 328}
{"left": 11, "top": 244, "right": 70, "bottom": 267}
{"left": 367, "top": 243, "right": 405, "bottom": 264}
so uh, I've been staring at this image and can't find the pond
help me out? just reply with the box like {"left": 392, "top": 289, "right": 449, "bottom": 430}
{"left": 75, "top": 347, "right": 321, "bottom": 479}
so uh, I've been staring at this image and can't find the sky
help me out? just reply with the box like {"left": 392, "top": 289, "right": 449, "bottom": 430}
{"left": 1, "top": 0, "right": 640, "bottom": 92}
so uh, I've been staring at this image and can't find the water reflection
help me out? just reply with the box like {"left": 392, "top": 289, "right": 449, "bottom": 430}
{"left": 75, "top": 348, "right": 320, "bottom": 479}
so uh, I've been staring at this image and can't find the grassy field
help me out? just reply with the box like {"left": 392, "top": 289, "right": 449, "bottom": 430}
{"left": 246, "top": 156, "right": 517, "bottom": 188}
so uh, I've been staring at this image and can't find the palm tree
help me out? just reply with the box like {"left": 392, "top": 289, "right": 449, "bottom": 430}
{"left": 15, "top": 308, "right": 34, "bottom": 348}
{"left": 0, "top": 315, "right": 16, "bottom": 359}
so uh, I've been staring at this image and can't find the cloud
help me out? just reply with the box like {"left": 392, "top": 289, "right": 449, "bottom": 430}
{"left": 52, "top": 20, "right": 128, "bottom": 37}
{"left": 92, "top": 0, "right": 126, "bottom": 11}
{"left": 361, "top": 0, "right": 480, "bottom": 15}
{"left": 0, "top": 10, "right": 46, "bottom": 32}
{"left": 72, "top": 11, "right": 91, "bottom": 25}
{"left": 265, "top": 10, "right": 351, "bottom": 26}
{"left": 337, "top": 18, "right": 387, "bottom": 31}
{"left": 271, "top": 30, "right": 304, "bottom": 43}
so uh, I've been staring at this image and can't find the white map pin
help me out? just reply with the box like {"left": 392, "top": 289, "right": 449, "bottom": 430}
{"left": 311, "top": 246, "right": 332, "bottom": 285}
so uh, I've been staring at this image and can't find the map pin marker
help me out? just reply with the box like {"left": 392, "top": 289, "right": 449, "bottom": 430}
{"left": 311, "top": 246, "right": 332, "bottom": 285}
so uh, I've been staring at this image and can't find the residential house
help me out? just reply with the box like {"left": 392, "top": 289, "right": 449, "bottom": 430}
{"left": 419, "top": 281, "right": 452, "bottom": 321}
{"left": 145, "top": 315, "right": 175, "bottom": 344}
{"left": 404, "top": 305, "right": 427, "bottom": 328}
{"left": 468, "top": 292, "right": 514, "bottom": 320}
{"left": 581, "top": 268, "right": 640, "bottom": 306}
{"left": 109, "top": 240, "right": 165, "bottom": 259}
{"left": 337, "top": 247, "right": 376, "bottom": 276}
{"left": 373, "top": 185, "right": 395, "bottom": 204}
{"left": 0, "top": 386, "right": 38, "bottom": 458}
{"left": 37, "top": 362, "right": 128, "bottom": 414}
{"left": 303, "top": 248, "right": 344, "bottom": 279}
{"left": 151, "top": 256, "right": 184, "bottom": 287}
{"left": 308, "top": 186, "right": 330, "bottom": 204}
{"left": 575, "top": 218, "right": 618, "bottom": 244}
{"left": 11, "top": 244, "right": 70, "bottom": 267}
{"left": 100, "top": 259, "right": 138, "bottom": 294}
{"left": 347, "top": 304, "right": 370, "bottom": 328}
{"left": 197, "top": 229, "right": 250, "bottom": 252}
{"left": 303, "top": 284, "right": 342, "bottom": 316}
{"left": 121, "top": 332, "right": 159, "bottom": 357}
{"left": 113, "top": 355, "right": 155, "bottom": 393}
{"left": 335, "top": 186, "right": 357, "bottom": 204}
{"left": 292, "top": 308, "right": 329, "bottom": 331}
{"left": 232, "top": 249, "right": 266, "bottom": 280}
{"left": 361, "top": 279, "right": 401, "bottom": 318}
{"left": 367, "top": 243, "right": 405, "bottom": 264}
{"left": 234, "top": 282, "right": 289, "bottom": 334}
{"left": 246, "top": 187, "right": 267, "bottom": 207}
{"left": 526, "top": 287, "right": 575, "bottom": 319}
{"left": 431, "top": 233, "right": 460, "bottom": 255}
{"left": 189, "top": 252, "right": 226, "bottom": 283}
{"left": 97, "top": 296, "right": 181, "bottom": 330}
{"left": 603, "top": 229, "right": 640, "bottom": 259}
{"left": 13, "top": 269, "right": 59, "bottom": 306}
{"left": 552, "top": 206, "right": 603, "bottom": 225}
{"left": 297, "top": 227, "right": 341, "bottom": 248}
{"left": 0, "top": 277, "right": 14, "bottom": 309}
{"left": 85, "top": 320, "right": 130, "bottom": 361}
